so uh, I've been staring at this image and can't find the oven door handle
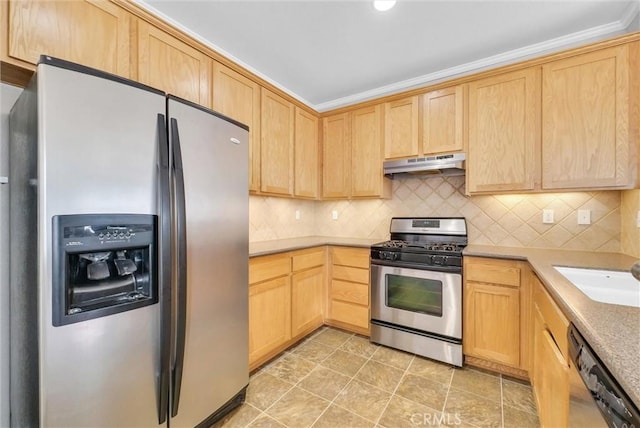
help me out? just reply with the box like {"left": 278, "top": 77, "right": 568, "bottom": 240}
{"left": 370, "top": 259, "right": 462, "bottom": 273}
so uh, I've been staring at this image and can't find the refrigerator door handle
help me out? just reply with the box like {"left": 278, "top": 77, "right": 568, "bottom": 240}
{"left": 156, "top": 113, "right": 171, "bottom": 424}
{"left": 170, "top": 117, "right": 188, "bottom": 418}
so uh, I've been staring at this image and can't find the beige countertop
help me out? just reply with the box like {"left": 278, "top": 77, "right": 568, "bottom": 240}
{"left": 249, "top": 236, "right": 380, "bottom": 257}
{"left": 464, "top": 245, "right": 640, "bottom": 408}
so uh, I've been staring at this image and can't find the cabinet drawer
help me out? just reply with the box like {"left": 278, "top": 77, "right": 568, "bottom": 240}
{"left": 292, "top": 248, "right": 325, "bottom": 272}
{"left": 330, "top": 300, "right": 369, "bottom": 330}
{"left": 331, "top": 246, "right": 370, "bottom": 269}
{"left": 534, "top": 277, "right": 569, "bottom": 359}
{"left": 249, "top": 254, "right": 291, "bottom": 284}
{"left": 332, "top": 265, "right": 369, "bottom": 284}
{"left": 465, "top": 257, "right": 521, "bottom": 287}
{"left": 331, "top": 280, "right": 368, "bottom": 305}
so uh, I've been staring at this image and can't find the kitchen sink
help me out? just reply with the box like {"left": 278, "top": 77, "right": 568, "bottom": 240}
{"left": 554, "top": 266, "right": 640, "bottom": 308}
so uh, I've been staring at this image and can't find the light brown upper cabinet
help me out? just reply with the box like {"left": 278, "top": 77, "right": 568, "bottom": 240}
{"left": 212, "top": 62, "right": 261, "bottom": 193}
{"left": 384, "top": 96, "right": 419, "bottom": 159}
{"left": 422, "top": 86, "right": 464, "bottom": 155}
{"left": 136, "top": 20, "right": 211, "bottom": 107}
{"left": 260, "top": 88, "right": 294, "bottom": 196}
{"left": 351, "top": 105, "right": 391, "bottom": 198}
{"left": 5, "top": 0, "right": 130, "bottom": 77}
{"left": 322, "top": 113, "right": 352, "bottom": 199}
{"left": 542, "top": 44, "right": 637, "bottom": 190}
{"left": 467, "top": 68, "right": 540, "bottom": 194}
{"left": 294, "top": 108, "right": 319, "bottom": 198}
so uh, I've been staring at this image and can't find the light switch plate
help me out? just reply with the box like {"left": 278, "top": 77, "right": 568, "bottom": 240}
{"left": 542, "top": 209, "right": 554, "bottom": 224}
{"left": 636, "top": 210, "right": 640, "bottom": 228}
{"left": 295, "top": 209, "right": 301, "bottom": 220}
{"left": 577, "top": 209, "right": 591, "bottom": 225}
{"left": 332, "top": 210, "right": 338, "bottom": 220}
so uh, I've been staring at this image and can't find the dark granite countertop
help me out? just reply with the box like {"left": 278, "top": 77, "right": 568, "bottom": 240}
{"left": 464, "top": 245, "right": 640, "bottom": 408}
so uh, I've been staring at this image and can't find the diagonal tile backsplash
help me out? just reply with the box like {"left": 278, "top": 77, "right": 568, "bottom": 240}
{"left": 250, "top": 175, "right": 622, "bottom": 252}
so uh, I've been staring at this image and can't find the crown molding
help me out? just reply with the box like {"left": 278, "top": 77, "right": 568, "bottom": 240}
{"left": 134, "top": 0, "right": 639, "bottom": 113}
{"left": 315, "top": 8, "right": 639, "bottom": 112}
{"left": 133, "top": 0, "right": 315, "bottom": 108}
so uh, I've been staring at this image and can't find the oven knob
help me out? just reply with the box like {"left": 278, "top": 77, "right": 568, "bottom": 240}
{"left": 433, "top": 255, "right": 444, "bottom": 265}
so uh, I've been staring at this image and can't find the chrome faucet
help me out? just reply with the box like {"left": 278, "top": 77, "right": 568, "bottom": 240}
{"left": 632, "top": 261, "right": 640, "bottom": 282}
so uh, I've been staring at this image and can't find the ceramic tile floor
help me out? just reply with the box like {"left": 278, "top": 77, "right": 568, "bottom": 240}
{"left": 213, "top": 327, "right": 539, "bottom": 428}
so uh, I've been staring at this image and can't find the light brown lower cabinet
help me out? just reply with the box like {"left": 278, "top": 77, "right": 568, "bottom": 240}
{"left": 248, "top": 247, "right": 325, "bottom": 370}
{"left": 291, "top": 266, "right": 324, "bottom": 337}
{"left": 326, "top": 247, "right": 370, "bottom": 335}
{"left": 531, "top": 274, "right": 570, "bottom": 427}
{"left": 463, "top": 256, "right": 531, "bottom": 378}
{"left": 248, "top": 276, "right": 291, "bottom": 366}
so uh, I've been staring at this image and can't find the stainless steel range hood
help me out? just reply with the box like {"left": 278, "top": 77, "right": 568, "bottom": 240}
{"left": 383, "top": 153, "right": 466, "bottom": 177}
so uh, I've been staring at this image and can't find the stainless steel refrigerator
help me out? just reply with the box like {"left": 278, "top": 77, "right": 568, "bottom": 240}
{"left": 9, "top": 56, "right": 249, "bottom": 427}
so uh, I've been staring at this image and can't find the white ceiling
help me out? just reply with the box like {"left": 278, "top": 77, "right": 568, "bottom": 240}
{"left": 140, "top": 0, "right": 639, "bottom": 112}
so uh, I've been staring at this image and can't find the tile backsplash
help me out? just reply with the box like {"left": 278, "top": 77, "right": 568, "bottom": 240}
{"left": 250, "top": 175, "right": 623, "bottom": 252}
{"left": 621, "top": 189, "right": 640, "bottom": 258}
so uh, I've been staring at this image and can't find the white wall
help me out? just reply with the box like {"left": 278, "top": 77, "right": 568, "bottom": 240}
{"left": 1, "top": 82, "right": 24, "bottom": 428}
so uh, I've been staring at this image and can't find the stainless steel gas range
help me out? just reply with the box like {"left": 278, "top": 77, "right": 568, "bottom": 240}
{"left": 370, "top": 217, "right": 467, "bottom": 367}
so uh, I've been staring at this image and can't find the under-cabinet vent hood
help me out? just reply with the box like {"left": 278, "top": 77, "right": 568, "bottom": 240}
{"left": 384, "top": 153, "right": 466, "bottom": 177}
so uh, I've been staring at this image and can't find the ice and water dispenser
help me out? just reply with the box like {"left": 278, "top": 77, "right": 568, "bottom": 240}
{"left": 52, "top": 214, "right": 158, "bottom": 326}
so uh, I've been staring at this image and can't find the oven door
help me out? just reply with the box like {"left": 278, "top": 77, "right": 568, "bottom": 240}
{"left": 371, "top": 263, "right": 462, "bottom": 340}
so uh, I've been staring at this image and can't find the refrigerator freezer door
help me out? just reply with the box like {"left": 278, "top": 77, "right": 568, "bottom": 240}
{"left": 12, "top": 61, "right": 167, "bottom": 427}
{"left": 168, "top": 98, "right": 249, "bottom": 428}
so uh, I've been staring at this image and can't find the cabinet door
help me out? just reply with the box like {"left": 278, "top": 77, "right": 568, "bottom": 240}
{"left": 322, "top": 113, "right": 351, "bottom": 198}
{"left": 294, "top": 107, "right": 319, "bottom": 198}
{"left": 542, "top": 45, "right": 632, "bottom": 189}
{"left": 467, "top": 68, "right": 540, "bottom": 193}
{"left": 212, "top": 62, "right": 261, "bottom": 192}
{"left": 351, "top": 105, "right": 389, "bottom": 197}
{"left": 248, "top": 276, "right": 291, "bottom": 365}
{"left": 291, "top": 266, "right": 324, "bottom": 338}
{"left": 260, "top": 88, "right": 294, "bottom": 195}
{"left": 422, "top": 86, "right": 464, "bottom": 155}
{"left": 384, "top": 96, "right": 419, "bottom": 159}
{"left": 464, "top": 281, "right": 520, "bottom": 367}
{"left": 7, "top": 0, "right": 130, "bottom": 77}
{"left": 137, "top": 20, "right": 211, "bottom": 107}
{"left": 533, "top": 307, "right": 569, "bottom": 428}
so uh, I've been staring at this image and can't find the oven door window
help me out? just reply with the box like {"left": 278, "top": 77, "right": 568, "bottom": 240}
{"left": 385, "top": 274, "right": 443, "bottom": 317}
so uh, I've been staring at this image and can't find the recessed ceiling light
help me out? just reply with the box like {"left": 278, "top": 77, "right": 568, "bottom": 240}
{"left": 374, "top": 0, "right": 396, "bottom": 12}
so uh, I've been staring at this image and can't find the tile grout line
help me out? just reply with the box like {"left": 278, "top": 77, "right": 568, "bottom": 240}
{"left": 303, "top": 333, "right": 388, "bottom": 427}
{"left": 245, "top": 328, "right": 530, "bottom": 428}
{"left": 439, "top": 364, "right": 456, "bottom": 415}
{"left": 292, "top": 330, "right": 393, "bottom": 426}
{"left": 307, "top": 335, "right": 384, "bottom": 427}
{"left": 250, "top": 332, "right": 338, "bottom": 428}
{"left": 372, "top": 353, "right": 417, "bottom": 427}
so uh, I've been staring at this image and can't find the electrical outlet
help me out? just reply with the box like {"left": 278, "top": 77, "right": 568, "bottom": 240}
{"left": 295, "top": 209, "right": 301, "bottom": 220}
{"left": 331, "top": 210, "right": 339, "bottom": 220}
{"left": 577, "top": 209, "right": 591, "bottom": 225}
{"left": 542, "top": 209, "right": 554, "bottom": 224}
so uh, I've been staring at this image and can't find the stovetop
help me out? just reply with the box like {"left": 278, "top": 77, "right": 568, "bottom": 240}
{"left": 375, "top": 240, "right": 466, "bottom": 253}
{"left": 370, "top": 217, "right": 467, "bottom": 269}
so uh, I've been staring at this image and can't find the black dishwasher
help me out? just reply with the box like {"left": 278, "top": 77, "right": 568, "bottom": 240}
{"left": 568, "top": 323, "right": 640, "bottom": 427}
